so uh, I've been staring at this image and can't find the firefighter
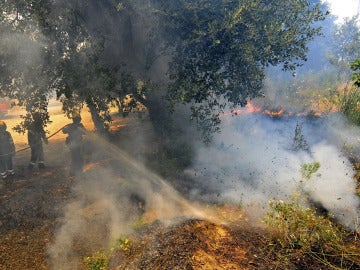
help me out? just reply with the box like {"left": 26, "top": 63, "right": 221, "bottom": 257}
{"left": 62, "top": 113, "right": 86, "bottom": 176}
{"left": 27, "top": 112, "right": 48, "bottom": 170}
{"left": 0, "top": 120, "right": 15, "bottom": 179}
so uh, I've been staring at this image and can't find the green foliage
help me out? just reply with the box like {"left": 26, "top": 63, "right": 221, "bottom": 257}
{"left": 0, "top": 0, "right": 327, "bottom": 141}
{"left": 113, "top": 236, "right": 132, "bottom": 252}
{"left": 329, "top": 16, "right": 360, "bottom": 80}
{"left": 337, "top": 59, "right": 360, "bottom": 126}
{"left": 352, "top": 59, "right": 360, "bottom": 87}
{"left": 339, "top": 85, "right": 360, "bottom": 126}
{"left": 84, "top": 236, "right": 134, "bottom": 270}
{"left": 264, "top": 199, "right": 360, "bottom": 269}
{"left": 84, "top": 251, "right": 109, "bottom": 270}
{"left": 264, "top": 199, "right": 344, "bottom": 251}
{"left": 12, "top": 94, "right": 52, "bottom": 134}
{"left": 301, "top": 162, "right": 320, "bottom": 179}
{"left": 161, "top": 0, "right": 326, "bottom": 136}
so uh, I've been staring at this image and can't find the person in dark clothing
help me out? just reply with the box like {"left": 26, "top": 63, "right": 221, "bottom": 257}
{"left": 0, "top": 121, "right": 15, "bottom": 179}
{"left": 62, "top": 114, "right": 86, "bottom": 176}
{"left": 27, "top": 113, "right": 48, "bottom": 170}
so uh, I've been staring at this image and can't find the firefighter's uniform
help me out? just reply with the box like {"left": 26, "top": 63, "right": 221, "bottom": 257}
{"left": 27, "top": 115, "right": 48, "bottom": 170}
{"left": 62, "top": 114, "right": 86, "bottom": 176}
{"left": 0, "top": 121, "right": 15, "bottom": 179}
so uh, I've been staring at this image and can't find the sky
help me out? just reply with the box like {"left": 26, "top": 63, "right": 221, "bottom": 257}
{"left": 323, "top": 0, "right": 359, "bottom": 22}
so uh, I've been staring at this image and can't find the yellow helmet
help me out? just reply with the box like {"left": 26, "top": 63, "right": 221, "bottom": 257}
{"left": 0, "top": 120, "right": 6, "bottom": 130}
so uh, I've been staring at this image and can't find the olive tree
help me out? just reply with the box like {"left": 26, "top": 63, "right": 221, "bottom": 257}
{"left": 328, "top": 16, "right": 360, "bottom": 80}
{"left": 0, "top": 0, "right": 326, "bottom": 141}
{"left": 156, "top": 0, "right": 326, "bottom": 139}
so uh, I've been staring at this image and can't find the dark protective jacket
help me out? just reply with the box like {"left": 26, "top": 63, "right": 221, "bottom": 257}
{"left": 63, "top": 122, "right": 86, "bottom": 148}
{"left": 0, "top": 130, "right": 15, "bottom": 156}
{"left": 27, "top": 123, "right": 47, "bottom": 146}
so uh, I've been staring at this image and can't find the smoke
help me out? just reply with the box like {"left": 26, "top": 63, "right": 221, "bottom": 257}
{"left": 185, "top": 113, "right": 360, "bottom": 228}
{"left": 48, "top": 133, "right": 206, "bottom": 270}
{"left": 6, "top": 1, "right": 356, "bottom": 268}
{"left": 0, "top": 31, "right": 46, "bottom": 85}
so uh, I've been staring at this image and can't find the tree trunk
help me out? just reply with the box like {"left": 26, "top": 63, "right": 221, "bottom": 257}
{"left": 86, "top": 99, "right": 109, "bottom": 136}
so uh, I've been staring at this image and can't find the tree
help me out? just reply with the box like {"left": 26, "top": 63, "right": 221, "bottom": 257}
{"left": 0, "top": 0, "right": 144, "bottom": 134}
{"left": 328, "top": 16, "right": 360, "bottom": 80}
{"left": 0, "top": 0, "right": 53, "bottom": 133}
{"left": 157, "top": 0, "right": 326, "bottom": 138}
{"left": 0, "top": 0, "right": 326, "bottom": 142}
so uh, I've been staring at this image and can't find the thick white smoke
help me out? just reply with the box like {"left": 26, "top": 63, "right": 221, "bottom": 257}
{"left": 48, "top": 133, "right": 207, "bottom": 270}
{"left": 185, "top": 113, "right": 360, "bottom": 228}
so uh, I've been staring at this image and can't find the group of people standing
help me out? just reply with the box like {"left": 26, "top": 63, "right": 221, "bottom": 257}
{"left": 0, "top": 113, "right": 86, "bottom": 180}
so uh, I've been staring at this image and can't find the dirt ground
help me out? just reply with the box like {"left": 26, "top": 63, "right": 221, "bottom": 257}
{"left": 0, "top": 102, "right": 92, "bottom": 269}
{"left": 0, "top": 104, "right": 359, "bottom": 270}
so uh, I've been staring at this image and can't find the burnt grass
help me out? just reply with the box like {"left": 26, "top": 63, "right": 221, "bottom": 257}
{"left": 0, "top": 119, "right": 359, "bottom": 269}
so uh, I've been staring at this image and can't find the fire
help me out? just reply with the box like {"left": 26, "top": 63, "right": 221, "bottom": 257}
{"left": 223, "top": 100, "right": 333, "bottom": 118}
{"left": 244, "top": 101, "right": 261, "bottom": 113}
{"left": 228, "top": 101, "right": 261, "bottom": 115}
{"left": 263, "top": 107, "right": 284, "bottom": 117}
{"left": 224, "top": 101, "right": 286, "bottom": 117}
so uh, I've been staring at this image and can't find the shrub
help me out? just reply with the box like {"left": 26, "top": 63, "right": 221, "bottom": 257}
{"left": 339, "top": 57, "right": 360, "bottom": 125}
{"left": 264, "top": 199, "right": 344, "bottom": 251}
{"left": 264, "top": 198, "right": 360, "bottom": 269}
{"left": 84, "top": 236, "right": 134, "bottom": 270}
{"left": 84, "top": 251, "right": 109, "bottom": 270}
{"left": 301, "top": 162, "right": 320, "bottom": 180}
{"left": 113, "top": 236, "right": 132, "bottom": 252}
{"left": 339, "top": 85, "right": 360, "bottom": 125}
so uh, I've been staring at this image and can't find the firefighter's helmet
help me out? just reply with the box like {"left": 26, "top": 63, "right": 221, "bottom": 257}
{"left": 0, "top": 120, "right": 7, "bottom": 130}
{"left": 72, "top": 113, "right": 81, "bottom": 123}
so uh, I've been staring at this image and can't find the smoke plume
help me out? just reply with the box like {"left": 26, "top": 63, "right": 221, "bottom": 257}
{"left": 48, "top": 132, "right": 206, "bottom": 269}
{"left": 185, "top": 113, "right": 360, "bottom": 228}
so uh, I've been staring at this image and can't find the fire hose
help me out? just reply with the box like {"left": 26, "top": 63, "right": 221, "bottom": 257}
{"left": 0, "top": 124, "right": 71, "bottom": 157}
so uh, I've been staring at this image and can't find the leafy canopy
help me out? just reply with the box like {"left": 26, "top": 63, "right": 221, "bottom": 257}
{"left": 158, "top": 0, "right": 326, "bottom": 135}
{"left": 328, "top": 16, "right": 360, "bottom": 79}
{"left": 0, "top": 0, "right": 326, "bottom": 139}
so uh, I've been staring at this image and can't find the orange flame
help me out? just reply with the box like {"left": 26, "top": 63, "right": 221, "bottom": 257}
{"left": 230, "top": 101, "right": 261, "bottom": 115}
{"left": 222, "top": 100, "right": 334, "bottom": 118}
{"left": 263, "top": 107, "right": 284, "bottom": 117}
